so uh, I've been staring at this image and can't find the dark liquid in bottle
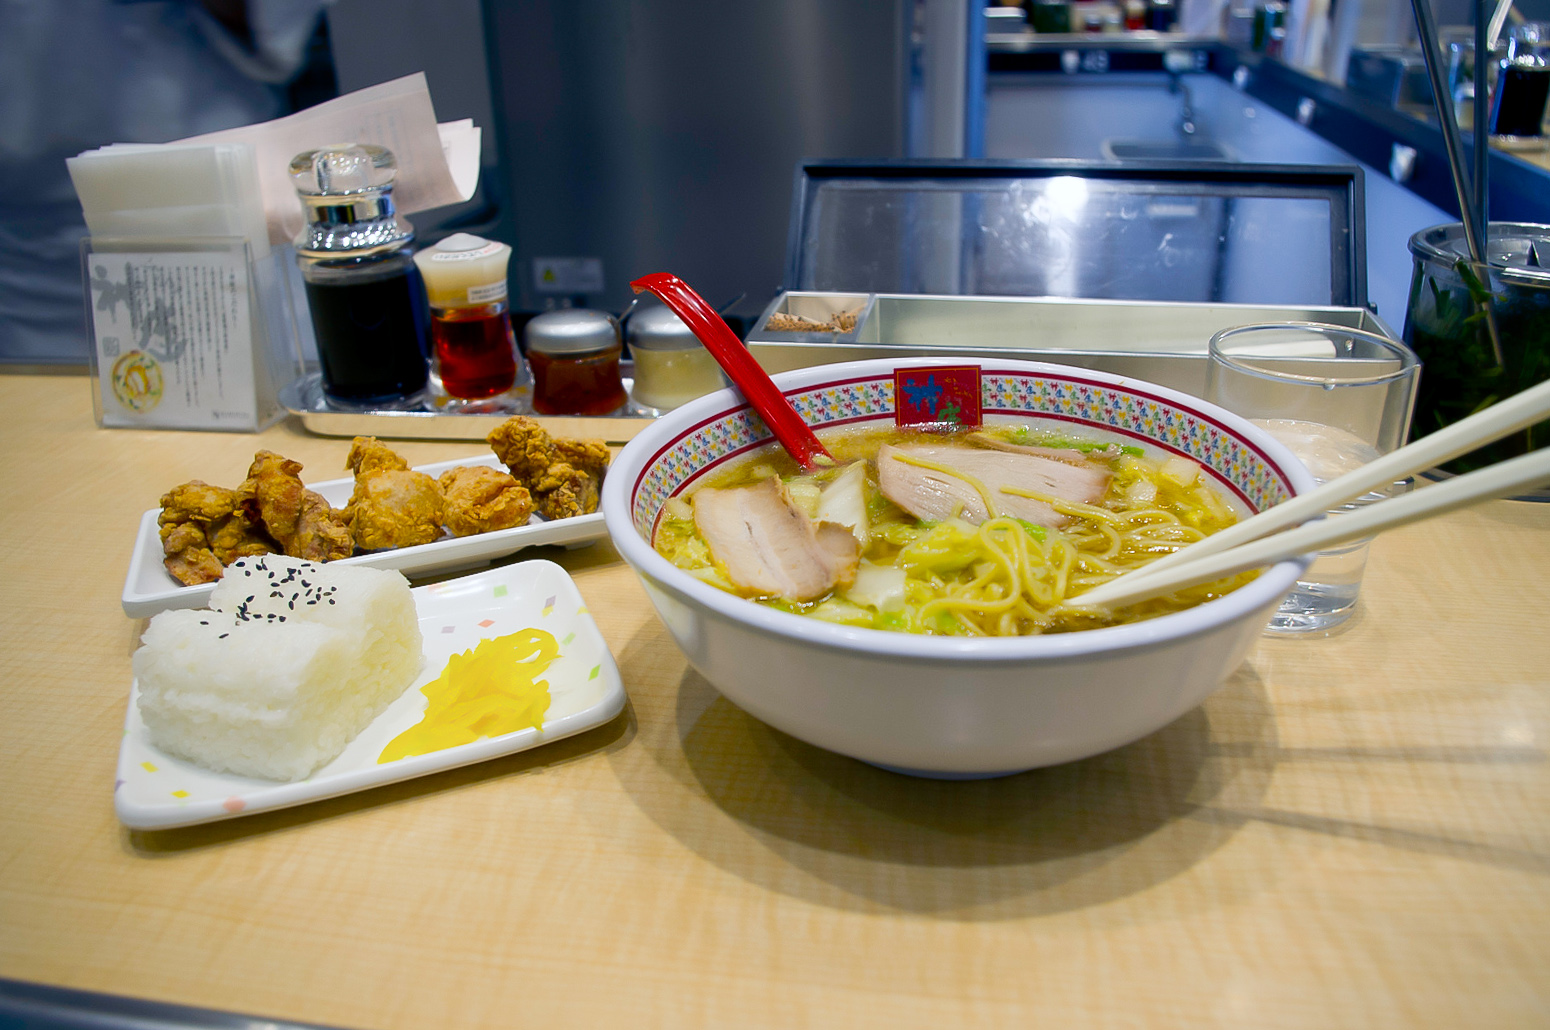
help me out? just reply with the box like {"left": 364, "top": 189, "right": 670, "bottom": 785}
{"left": 304, "top": 262, "right": 429, "bottom": 404}
{"left": 432, "top": 306, "right": 518, "bottom": 399}
{"left": 1490, "top": 66, "right": 1550, "bottom": 137}
{"left": 530, "top": 347, "right": 628, "bottom": 415}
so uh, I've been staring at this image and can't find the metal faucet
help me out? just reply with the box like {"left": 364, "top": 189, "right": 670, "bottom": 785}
{"left": 1169, "top": 71, "right": 1197, "bottom": 137}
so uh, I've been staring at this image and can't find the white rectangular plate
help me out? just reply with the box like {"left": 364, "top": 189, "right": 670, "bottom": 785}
{"left": 123, "top": 453, "right": 606, "bottom": 618}
{"left": 115, "top": 560, "right": 625, "bottom": 830}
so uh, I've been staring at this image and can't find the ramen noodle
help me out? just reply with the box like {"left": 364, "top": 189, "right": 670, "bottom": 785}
{"left": 652, "top": 424, "right": 1255, "bottom": 636}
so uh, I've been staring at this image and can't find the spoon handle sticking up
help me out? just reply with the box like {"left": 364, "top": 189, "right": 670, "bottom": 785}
{"left": 630, "top": 273, "right": 834, "bottom": 471}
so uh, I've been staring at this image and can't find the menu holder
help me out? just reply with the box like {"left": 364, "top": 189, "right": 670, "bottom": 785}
{"left": 81, "top": 235, "right": 304, "bottom": 432}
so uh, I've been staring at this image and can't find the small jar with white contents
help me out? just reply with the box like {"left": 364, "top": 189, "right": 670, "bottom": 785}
{"left": 626, "top": 304, "right": 726, "bottom": 415}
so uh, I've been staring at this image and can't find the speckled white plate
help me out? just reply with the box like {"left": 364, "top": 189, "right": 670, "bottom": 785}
{"left": 122, "top": 453, "right": 606, "bottom": 619}
{"left": 115, "top": 560, "right": 625, "bottom": 830}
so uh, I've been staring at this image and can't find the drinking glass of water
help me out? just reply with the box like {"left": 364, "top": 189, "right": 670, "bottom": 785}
{"left": 1205, "top": 322, "right": 1420, "bottom": 634}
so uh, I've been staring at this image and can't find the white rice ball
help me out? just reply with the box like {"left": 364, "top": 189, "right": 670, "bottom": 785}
{"left": 133, "top": 556, "right": 423, "bottom": 781}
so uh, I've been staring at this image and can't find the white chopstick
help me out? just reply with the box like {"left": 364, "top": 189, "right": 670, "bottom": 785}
{"left": 1071, "top": 446, "right": 1550, "bottom": 610}
{"left": 1084, "top": 376, "right": 1550, "bottom": 601}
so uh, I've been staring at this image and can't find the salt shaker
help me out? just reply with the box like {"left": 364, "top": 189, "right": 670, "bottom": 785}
{"left": 290, "top": 144, "right": 429, "bottom": 407}
{"left": 524, "top": 308, "right": 629, "bottom": 416}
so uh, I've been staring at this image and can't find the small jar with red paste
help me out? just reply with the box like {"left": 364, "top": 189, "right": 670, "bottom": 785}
{"left": 523, "top": 309, "right": 629, "bottom": 416}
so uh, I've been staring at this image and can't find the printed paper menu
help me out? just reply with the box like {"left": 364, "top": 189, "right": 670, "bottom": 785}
{"left": 89, "top": 250, "right": 258, "bottom": 429}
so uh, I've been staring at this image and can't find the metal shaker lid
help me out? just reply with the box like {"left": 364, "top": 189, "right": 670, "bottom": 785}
{"left": 290, "top": 143, "right": 413, "bottom": 258}
{"left": 525, "top": 309, "right": 620, "bottom": 355}
{"left": 627, "top": 304, "right": 700, "bottom": 351}
{"left": 1409, "top": 222, "right": 1550, "bottom": 287}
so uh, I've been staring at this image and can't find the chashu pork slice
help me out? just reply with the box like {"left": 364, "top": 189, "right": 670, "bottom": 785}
{"left": 875, "top": 443, "right": 1110, "bottom": 528}
{"left": 692, "top": 478, "right": 860, "bottom": 602}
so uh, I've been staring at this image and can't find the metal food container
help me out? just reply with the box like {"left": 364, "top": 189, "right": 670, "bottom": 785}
{"left": 745, "top": 160, "right": 1400, "bottom": 397}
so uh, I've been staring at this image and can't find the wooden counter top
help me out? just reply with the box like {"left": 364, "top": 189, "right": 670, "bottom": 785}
{"left": 2, "top": 370, "right": 1547, "bottom": 1029}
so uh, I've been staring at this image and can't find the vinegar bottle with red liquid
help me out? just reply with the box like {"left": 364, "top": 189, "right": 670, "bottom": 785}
{"left": 413, "top": 234, "right": 532, "bottom": 412}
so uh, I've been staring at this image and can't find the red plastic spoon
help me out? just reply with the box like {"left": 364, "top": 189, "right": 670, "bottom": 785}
{"left": 630, "top": 272, "right": 834, "bottom": 470}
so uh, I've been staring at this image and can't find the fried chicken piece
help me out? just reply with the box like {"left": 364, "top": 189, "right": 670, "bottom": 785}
{"left": 157, "top": 480, "right": 275, "bottom": 585}
{"left": 486, "top": 416, "right": 556, "bottom": 484}
{"left": 160, "top": 480, "right": 240, "bottom": 525}
{"left": 237, "top": 451, "right": 354, "bottom": 563}
{"left": 532, "top": 463, "right": 597, "bottom": 521}
{"left": 208, "top": 511, "right": 280, "bottom": 565}
{"left": 346, "top": 435, "right": 410, "bottom": 475}
{"left": 540, "top": 438, "right": 609, "bottom": 519}
{"left": 553, "top": 437, "right": 610, "bottom": 479}
{"left": 343, "top": 437, "right": 445, "bottom": 551}
{"left": 486, "top": 416, "right": 609, "bottom": 521}
{"left": 159, "top": 519, "right": 226, "bottom": 585}
{"left": 289, "top": 491, "right": 355, "bottom": 562}
{"left": 438, "top": 465, "right": 533, "bottom": 537}
{"left": 344, "top": 472, "right": 445, "bottom": 550}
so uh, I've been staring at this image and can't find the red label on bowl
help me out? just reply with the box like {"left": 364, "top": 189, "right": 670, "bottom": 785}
{"left": 894, "top": 366, "right": 982, "bottom": 428}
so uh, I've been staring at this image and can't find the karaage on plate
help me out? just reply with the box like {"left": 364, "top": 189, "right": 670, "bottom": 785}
{"left": 346, "top": 435, "right": 410, "bottom": 474}
{"left": 486, "top": 416, "right": 608, "bottom": 521}
{"left": 237, "top": 451, "right": 354, "bottom": 563}
{"left": 438, "top": 465, "right": 533, "bottom": 537}
{"left": 151, "top": 427, "right": 598, "bottom": 592}
{"left": 486, "top": 416, "right": 556, "bottom": 483}
{"left": 157, "top": 480, "right": 277, "bottom": 586}
{"left": 342, "top": 437, "right": 445, "bottom": 551}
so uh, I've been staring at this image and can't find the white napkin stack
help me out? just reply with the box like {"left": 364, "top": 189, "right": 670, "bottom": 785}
{"left": 67, "top": 142, "right": 270, "bottom": 256}
{"left": 66, "top": 72, "right": 480, "bottom": 252}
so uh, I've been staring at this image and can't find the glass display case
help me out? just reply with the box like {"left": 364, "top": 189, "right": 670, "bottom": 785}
{"left": 748, "top": 160, "right": 1393, "bottom": 396}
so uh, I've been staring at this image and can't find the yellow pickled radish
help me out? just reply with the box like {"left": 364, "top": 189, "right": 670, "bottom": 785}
{"left": 379, "top": 628, "right": 558, "bottom": 763}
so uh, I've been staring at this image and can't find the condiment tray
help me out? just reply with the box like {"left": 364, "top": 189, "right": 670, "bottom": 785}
{"left": 116, "top": 560, "right": 625, "bottom": 830}
{"left": 122, "top": 453, "right": 605, "bottom": 619}
{"left": 279, "top": 371, "right": 658, "bottom": 443}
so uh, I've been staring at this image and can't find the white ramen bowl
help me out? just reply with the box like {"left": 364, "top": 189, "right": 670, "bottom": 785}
{"left": 601, "top": 357, "right": 1315, "bottom": 777}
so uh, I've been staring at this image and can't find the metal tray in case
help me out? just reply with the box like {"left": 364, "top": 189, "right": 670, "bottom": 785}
{"left": 746, "top": 292, "right": 1397, "bottom": 397}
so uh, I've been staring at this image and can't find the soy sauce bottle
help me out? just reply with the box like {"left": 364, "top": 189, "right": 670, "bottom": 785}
{"left": 290, "top": 144, "right": 429, "bottom": 407}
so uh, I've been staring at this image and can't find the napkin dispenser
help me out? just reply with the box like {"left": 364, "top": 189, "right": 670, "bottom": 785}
{"left": 68, "top": 142, "right": 299, "bottom": 432}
